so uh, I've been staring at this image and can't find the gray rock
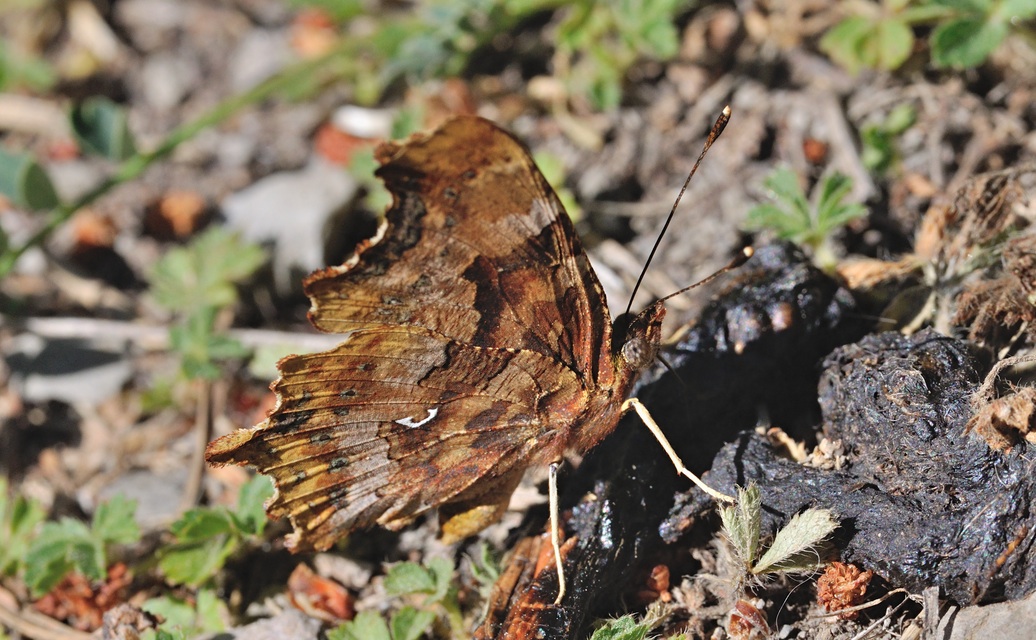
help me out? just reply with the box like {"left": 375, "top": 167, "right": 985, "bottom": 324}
{"left": 198, "top": 608, "right": 322, "bottom": 640}
{"left": 140, "top": 51, "right": 201, "bottom": 110}
{"left": 221, "top": 158, "right": 360, "bottom": 293}
{"left": 6, "top": 334, "right": 132, "bottom": 405}
{"left": 46, "top": 159, "right": 107, "bottom": 203}
{"left": 114, "top": 0, "right": 186, "bottom": 51}
{"left": 230, "top": 29, "right": 292, "bottom": 92}
{"left": 945, "top": 591, "right": 1036, "bottom": 639}
{"left": 95, "top": 469, "right": 187, "bottom": 528}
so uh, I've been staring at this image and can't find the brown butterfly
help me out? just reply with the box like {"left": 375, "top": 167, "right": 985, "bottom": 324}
{"left": 206, "top": 114, "right": 736, "bottom": 600}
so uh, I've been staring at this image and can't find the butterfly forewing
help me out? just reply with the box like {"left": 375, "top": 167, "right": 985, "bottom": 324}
{"left": 303, "top": 117, "right": 615, "bottom": 383}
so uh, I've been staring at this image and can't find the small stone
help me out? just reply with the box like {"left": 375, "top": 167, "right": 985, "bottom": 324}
{"left": 140, "top": 51, "right": 200, "bottom": 110}
{"left": 221, "top": 158, "right": 359, "bottom": 294}
{"left": 230, "top": 29, "right": 292, "bottom": 92}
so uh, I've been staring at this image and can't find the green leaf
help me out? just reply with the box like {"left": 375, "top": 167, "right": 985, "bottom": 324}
{"left": 587, "top": 69, "right": 623, "bottom": 112}
{"left": 194, "top": 589, "right": 228, "bottom": 633}
{"left": 0, "top": 41, "right": 56, "bottom": 92}
{"left": 815, "top": 173, "right": 854, "bottom": 222}
{"left": 143, "top": 592, "right": 225, "bottom": 638}
{"left": 149, "top": 227, "right": 266, "bottom": 314}
{"left": 813, "top": 173, "right": 867, "bottom": 234}
{"left": 170, "top": 320, "right": 215, "bottom": 379}
{"left": 172, "top": 507, "right": 238, "bottom": 542}
{"left": 328, "top": 610, "right": 392, "bottom": 640}
{"left": 25, "top": 519, "right": 104, "bottom": 595}
{"left": 390, "top": 106, "right": 423, "bottom": 140}
{"left": 638, "top": 17, "right": 679, "bottom": 58}
{"left": 931, "top": 17, "right": 1006, "bottom": 68}
{"left": 763, "top": 166, "right": 810, "bottom": 224}
{"left": 884, "top": 103, "right": 917, "bottom": 134}
{"left": 142, "top": 629, "right": 189, "bottom": 640}
{"left": 286, "top": 0, "right": 364, "bottom": 21}
{"left": 746, "top": 167, "right": 814, "bottom": 241}
{"left": 70, "top": 97, "right": 137, "bottom": 161}
{"left": 0, "top": 148, "right": 60, "bottom": 211}
{"left": 899, "top": 3, "right": 959, "bottom": 21}
{"left": 426, "top": 556, "right": 455, "bottom": 604}
{"left": 752, "top": 508, "right": 839, "bottom": 575}
{"left": 468, "top": 542, "right": 500, "bottom": 588}
{"left": 390, "top": 606, "right": 437, "bottom": 640}
{"left": 159, "top": 508, "right": 239, "bottom": 585}
{"left": 167, "top": 303, "right": 251, "bottom": 380}
{"left": 0, "top": 479, "right": 46, "bottom": 576}
{"left": 820, "top": 11, "right": 915, "bottom": 73}
{"left": 385, "top": 562, "right": 436, "bottom": 596}
{"left": 746, "top": 166, "right": 864, "bottom": 258}
{"left": 745, "top": 203, "right": 802, "bottom": 238}
{"left": 158, "top": 534, "right": 237, "bottom": 586}
{"left": 233, "top": 475, "right": 274, "bottom": 536}
{"left": 861, "top": 105, "right": 915, "bottom": 174}
{"left": 92, "top": 495, "right": 141, "bottom": 546}
{"left": 143, "top": 595, "right": 198, "bottom": 632}
{"left": 871, "top": 17, "right": 915, "bottom": 70}
{"left": 929, "top": 0, "right": 989, "bottom": 12}
{"left": 589, "top": 615, "right": 650, "bottom": 640}
{"left": 1000, "top": 0, "right": 1036, "bottom": 20}
{"left": 203, "top": 333, "right": 250, "bottom": 360}
{"left": 719, "top": 484, "right": 762, "bottom": 567}
{"left": 820, "top": 16, "right": 877, "bottom": 73}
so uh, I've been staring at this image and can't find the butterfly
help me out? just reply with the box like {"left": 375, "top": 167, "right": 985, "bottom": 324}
{"left": 206, "top": 113, "right": 736, "bottom": 601}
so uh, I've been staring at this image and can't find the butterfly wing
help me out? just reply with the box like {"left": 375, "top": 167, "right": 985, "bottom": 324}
{"left": 207, "top": 326, "right": 584, "bottom": 550}
{"left": 207, "top": 117, "right": 621, "bottom": 550}
{"left": 304, "top": 116, "right": 616, "bottom": 383}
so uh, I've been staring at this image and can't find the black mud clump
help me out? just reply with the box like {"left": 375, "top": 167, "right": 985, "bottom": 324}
{"left": 684, "top": 329, "right": 1036, "bottom": 605}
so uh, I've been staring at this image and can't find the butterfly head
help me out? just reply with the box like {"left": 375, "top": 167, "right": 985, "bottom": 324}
{"left": 614, "top": 301, "right": 666, "bottom": 371}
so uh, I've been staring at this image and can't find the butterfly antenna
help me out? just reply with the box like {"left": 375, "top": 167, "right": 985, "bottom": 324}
{"left": 656, "top": 245, "right": 754, "bottom": 307}
{"left": 625, "top": 105, "right": 732, "bottom": 317}
{"left": 656, "top": 353, "right": 687, "bottom": 392}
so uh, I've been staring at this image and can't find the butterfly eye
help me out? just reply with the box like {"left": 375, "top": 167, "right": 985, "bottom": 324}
{"left": 620, "top": 336, "right": 655, "bottom": 370}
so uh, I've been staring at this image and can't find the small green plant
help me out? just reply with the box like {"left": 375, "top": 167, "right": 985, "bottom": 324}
{"left": 156, "top": 475, "right": 274, "bottom": 586}
{"left": 532, "top": 149, "right": 583, "bottom": 222}
{"left": 148, "top": 227, "right": 266, "bottom": 380}
{"left": 928, "top": 0, "right": 1036, "bottom": 68}
{"left": 0, "top": 477, "right": 46, "bottom": 578}
{"left": 70, "top": 96, "right": 138, "bottom": 161}
{"left": 0, "top": 96, "right": 139, "bottom": 277}
{"left": 589, "top": 615, "right": 652, "bottom": 640}
{"left": 24, "top": 495, "right": 141, "bottom": 596}
{"left": 467, "top": 542, "right": 501, "bottom": 600}
{"left": 0, "top": 149, "right": 60, "bottom": 212}
{"left": 329, "top": 556, "right": 463, "bottom": 640}
{"left": 0, "top": 40, "right": 57, "bottom": 92}
{"left": 552, "top": 0, "right": 687, "bottom": 110}
{"left": 821, "top": 0, "right": 1036, "bottom": 73}
{"left": 345, "top": 106, "right": 423, "bottom": 214}
{"left": 746, "top": 167, "right": 867, "bottom": 270}
{"left": 860, "top": 103, "right": 917, "bottom": 174}
{"left": 141, "top": 589, "right": 228, "bottom": 640}
{"left": 719, "top": 485, "right": 838, "bottom": 592}
{"left": 293, "top": 0, "right": 689, "bottom": 112}
{"left": 0, "top": 97, "right": 135, "bottom": 215}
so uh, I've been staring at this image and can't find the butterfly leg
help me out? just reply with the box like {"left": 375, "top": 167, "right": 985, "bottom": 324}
{"left": 549, "top": 461, "right": 567, "bottom": 605}
{"left": 621, "top": 397, "right": 735, "bottom": 503}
